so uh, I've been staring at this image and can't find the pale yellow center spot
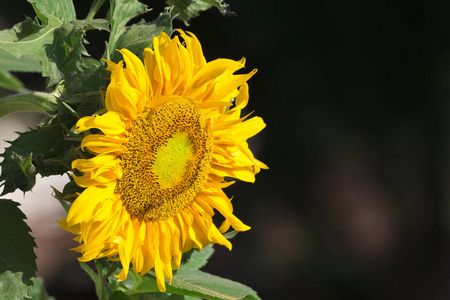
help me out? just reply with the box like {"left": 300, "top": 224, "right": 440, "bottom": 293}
{"left": 153, "top": 132, "right": 194, "bottom": 189}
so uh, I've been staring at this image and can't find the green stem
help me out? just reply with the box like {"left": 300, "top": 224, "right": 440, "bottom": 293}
{"left": 86, "top": 0, "right": 107, "bottom": 20}
{"left": 95, "top": 260, "right": 120, "bottom": 300}
{"left": 103, "top": 261, "right": 121, "bottom": 281}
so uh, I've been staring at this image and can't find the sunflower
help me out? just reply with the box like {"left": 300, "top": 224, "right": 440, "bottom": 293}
{"left": 58, "top": 30, "right": 268, "bottom": 292}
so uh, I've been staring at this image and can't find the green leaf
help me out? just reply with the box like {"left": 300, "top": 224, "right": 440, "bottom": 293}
{"left": 30, "top": 277, "right": 55, "bottom": 300}
{"left": 0, "top": 92, "right": 57, "bottom": 118}
{"left": 111, "top": 291, "right": 185, "bottom": 300}
{"left": 166, "top": 0, "right": 227, "bottom": 25}
{"left": 0, "top": 152, "right": 37, "bottom": 195}
{"left": 28, "top": 0, "right": 76, "bottom": 24}
{"left": 110, "top": 7, "right": 173, "bottom": 62}
{"left": 111, "top": 291, "right": 131, "bottom": 300}
{"left": 0, "top": 49, "right": 41, "bottom": 73}
{"left": 108, "top": 0, "right": 150, "bottom": 57}
{"left": 18, "top": 153, "right": 37, "bottom": 190}
{"left": 166, "top": 269, "right": 261, "bottom": 300}
{"left": 0, "top": 199, "right": 37, "bottom": 288}
{"left": 47, "top": 19, "right": 109, "bottom": 95}
{"left": 127, "top": 269, "right": 260, "bottom": 300}
{"left": 0, "top": 271, "right": 33, "bottom": 300}
{"left": 0, "top": 15, "right": 63, "bottom": 85}
{"left": 0, "top": 70, "right": 27, "bottom": 93}
{"left": 81, "top": 19, "right": 111, "bottom": 32}
{"left": 46, "top": 19, "right": 109, "bottom": 88}
{"left": 0, "top": 128, "right": 73, "bottom": 195}
{"left": 0, "top": 15, "right": 108, "bottom": 90}
{"left": 181, "top": 245, "right": 214, "bottom": 270}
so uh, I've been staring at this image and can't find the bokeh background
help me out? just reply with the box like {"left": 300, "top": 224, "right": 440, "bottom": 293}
{"left": 1, "top": 0, "right": 450, "bottom": 299}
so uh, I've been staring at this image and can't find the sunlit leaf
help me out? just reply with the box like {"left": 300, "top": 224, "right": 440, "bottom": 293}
{"left": 121, "top": 268, "right": 260, "bottom": 300}
{"left": 0, "top": 16, "right": 109, "bottom": 89}
{"left": 0, "top": 92, "right": 57, "bottom": 118}
{"left": 28, "top": 0, "right": 76, "bottom": 24}
{"left": 0, "top": 271, "right": 32, "bottom": 300}
{"left": 110, "top": 7, "right": 173, "bottom": 62}
{"left": 180, "top": 245, "right": 214, "bottom": 270}
{"left": 108, "top": 0, "right": 150, "bottom": 57}
{"left": 42, "top": 19, "right": 108, "bottom": 89}
{"left": 0, "top": 49, "right": 41, "bottom": 73}
{"left": 165, "top": 269, "right": 261, "bottom": 300}
{"left": 167, "top": 0, "right": 228, "bottom": 25}
{"left": 0, "top": 15, "right": 62, "bottom": 85}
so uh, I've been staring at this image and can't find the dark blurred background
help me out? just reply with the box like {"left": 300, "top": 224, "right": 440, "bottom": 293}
{"left": 2, "top": 0, "right": 450, "bottom": 299}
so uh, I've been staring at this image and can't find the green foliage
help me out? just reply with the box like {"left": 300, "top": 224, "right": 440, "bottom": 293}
{"left": 167, "top": 0, "right": 227, "bottom": 25}
{"left": 181, "top": 245, "right": 215, "bottom": 270}
{"left": 0, "top": 124, "right": 81, "bottom": 195}
{"left": 87, "top": 0, "right": 107, "bottom": 19}
{"left": 0, "top": 200, "right": 37, "bottom": 297}
{"left": 110, "top": 8, "right": 174, "bottom": 62}
{"left": 0, "top": 130, "right": 54, "bottom": 194}
{"left": 165, "top": 269, "right": 261, "bottom": 300}
{"left": 28, "top": 0, "right": 76, "bottom": 25}
{"left": 0, "top": 271, "right": 33, "bottom": 300}
{"left": 0, "top": 14, "right": 108, "bottom": 90}
{"left": 83, "top": 243, "right": 259, "bottom": 300}
{"left": 30, "top": 278, "right": 55, "bottom": 300}
{"left": 108, "top": 0, "right": 150, "bottom": 57}
{"left": 48, "top": 19, "right": 110, "bottom": 94}
{"left": 0, "top": 49, "right": 41, "bottom": 92}
{"left": 0, "top": 15, "right": 63, "bottom": 85}
{"left": 113, "top": 268, "right": 261, "bottom": 300}
{"left": 0, "top": 49, "right": 41, "bottom": 73}
{"left": 0, "top": 71, "right": 27, "bottom": 93}
{"left": 0, "top": 92, "right": 57, "bottom": 118}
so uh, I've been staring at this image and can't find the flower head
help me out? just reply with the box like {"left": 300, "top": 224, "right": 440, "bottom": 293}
{"left": 59, "top": 30, "right": 267, "bottom": 291}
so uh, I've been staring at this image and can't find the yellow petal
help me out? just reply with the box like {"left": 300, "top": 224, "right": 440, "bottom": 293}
{"left": 81, "top": 134, "right": 128, "bottom": 154}
{"left": 208, "top": 224, "right": 232, "bottom": 250}
{"left": 119, "top": 49, "right": 150, "bottom": 99}
{"left": 208, "top": 69, "right": 257, "bottom": 102}
{"left": 58, "top": 218, "right": 81, "bottom": 235}
{"left": 102, "top": 58, "right": 118, "bottom": 71}
{"left": 218, "top": 219, "right": 230, "bottom": 233}
{"left": 67, "top": 182, "right": 116, "bottom": 226}
{"left": 218, "top": 134, "right": 268, "bottom": 170}
{"left": 210, "top": 164, "right": 255, "bottom": 183}
{"left": 144, "top": 48, "right": 161, "bottom": 98}
{"left": 199, "top": 193, "right": 250, "bottom": 232}
{"left": 105, "top": 80, "right": 142, "bottom": 121}
{"left": 234, "top": 82, "right": 249, "bottom": 111}
{"left": 228, "top": 116, "right": 266, "bottom": 141}
{"left": 173, "top": 30, "right": 206, "bottom": 69}
{"left": 72, "top": 154, "right": 122, "bottom": 187}
{"left": 191, "top": 58, "right": 245, "bottom": 89}
{"left": 76, "top": 111, "right": 127, "bottom": 136}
